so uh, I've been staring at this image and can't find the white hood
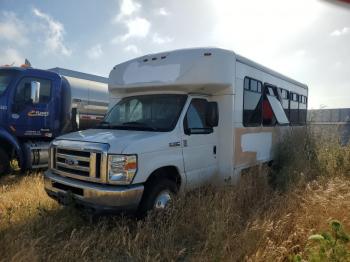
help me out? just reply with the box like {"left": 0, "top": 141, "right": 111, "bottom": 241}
{"left": 57, "top": 128, "right": 179, "bottom": 154}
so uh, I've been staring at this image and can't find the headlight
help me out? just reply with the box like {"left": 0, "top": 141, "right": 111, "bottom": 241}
{"left": 108, "top": 154, "right": 137, "bottom": 184}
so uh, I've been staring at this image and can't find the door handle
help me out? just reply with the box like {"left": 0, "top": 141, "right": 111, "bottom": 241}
{"left": 213, "top": 146, "right": 217, "bottom": 155}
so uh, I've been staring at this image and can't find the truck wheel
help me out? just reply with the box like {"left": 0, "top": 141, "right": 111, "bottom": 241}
{"left": 138, "top": 178, "right": 177, "bottom": 216}
{"left": 0, "top": 148, "right": 10, "bottom": 175}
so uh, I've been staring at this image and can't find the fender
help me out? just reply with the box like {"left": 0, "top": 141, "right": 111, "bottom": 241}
{"left": 0, "top": 127, "right": 24, "bottom": 169}
{"left": 133, "top": 150, "right": 187, "bottom": 192}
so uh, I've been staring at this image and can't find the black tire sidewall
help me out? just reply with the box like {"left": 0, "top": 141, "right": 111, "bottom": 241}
{"left": 0, "top": 148, "right": 10, "bottom": 175}
{"left": 138, "top": 178, "right": 177, "bottom": 216}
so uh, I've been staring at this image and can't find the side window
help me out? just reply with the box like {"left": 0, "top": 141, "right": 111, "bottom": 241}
{"left": 15, "top": 77, "right": 52, "bottom": 104}
{"left": 289, "top": 92, "right": 299, "bottom": 125}
{"left": 299, "top": 95, "right": 307, "bottom": 125}
{"left": 262, "top": 84, "right": 277, "bottom": 126}
{"left": 14, "top": 80, "right": 31, "bottom": 103}
{"left": 243, "top": 77, "right": 263, "bottom": 126}
{"left": 280, "top": 88, "right": 290, "bottom": 119}
{"left": 184, "top": 98, "right": 211, "bottom": 134}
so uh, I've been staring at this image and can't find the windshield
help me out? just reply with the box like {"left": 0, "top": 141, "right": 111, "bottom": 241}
{"left": 99, "top": 94, "right": 187, "bottom": 131}
{"left": 0, "top": 71, "right": 16, "bottom": 96}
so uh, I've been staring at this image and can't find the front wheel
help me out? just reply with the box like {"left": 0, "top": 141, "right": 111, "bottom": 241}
{"left": 137, "top": 178, "right": 177, "bottom": 217}
{"left": 0, "top": 148, "right": 10, "bottom": 175}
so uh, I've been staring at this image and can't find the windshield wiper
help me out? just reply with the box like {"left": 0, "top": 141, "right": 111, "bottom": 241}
{"left": 96, "top": 121, "right": 158, "bottom": 131}
{"left": 122, "top": 121, "right": 158, "bottom": 131}
{"left": 96, "top": 121, "right": 111, "bottom": 128}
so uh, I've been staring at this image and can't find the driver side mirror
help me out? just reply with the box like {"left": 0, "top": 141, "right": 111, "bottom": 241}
{"left": 30, "top": 81, "right": 40, "bottom": 104}
{"left": 206, "top": 102, "right": 219, "bottom": 127}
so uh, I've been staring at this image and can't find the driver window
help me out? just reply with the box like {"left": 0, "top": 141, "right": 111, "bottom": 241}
{"left": 15, "top": 77, "right": 52, "bottom": 104}
{"left": 184, "top": 98, "right": 211, "bottom": 134}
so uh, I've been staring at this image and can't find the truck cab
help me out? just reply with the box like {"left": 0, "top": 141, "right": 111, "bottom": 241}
{"left": 0, "top": 67, "right": 63, "bottom": 172}
{"left": 0, "top": 66, "right": 109, "bottom": 174}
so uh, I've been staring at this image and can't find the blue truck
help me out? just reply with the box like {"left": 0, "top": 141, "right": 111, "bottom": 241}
{"left": 0, "top": 65, "right": 109, "bottom": 174}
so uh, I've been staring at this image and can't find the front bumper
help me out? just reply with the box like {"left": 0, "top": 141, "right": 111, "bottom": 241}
{"left": 44, "top": 170, "right": 144, "bottom": 213}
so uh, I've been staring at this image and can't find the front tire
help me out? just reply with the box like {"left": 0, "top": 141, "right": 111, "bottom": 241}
{"left": 0, "top": 148, "right": 10, "bottom": 175}
{"left": 137, "top": 178, "right": 177, "bottom": 217}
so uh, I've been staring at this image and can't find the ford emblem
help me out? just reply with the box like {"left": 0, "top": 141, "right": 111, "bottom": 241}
{"left": 65, "top": 158, "right": 78, "bottom": 166}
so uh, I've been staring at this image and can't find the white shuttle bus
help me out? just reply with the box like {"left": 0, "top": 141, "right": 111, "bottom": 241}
{"left": 44, "top": 48, "right": 308, "bottom": 214}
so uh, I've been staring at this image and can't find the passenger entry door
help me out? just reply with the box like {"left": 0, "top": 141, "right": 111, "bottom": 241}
{"left": 182, "top": 98, "right": 219, "bottom": 189}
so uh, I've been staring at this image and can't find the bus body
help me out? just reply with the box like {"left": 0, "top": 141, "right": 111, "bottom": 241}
{"left": 44, "top": 48, "right": 308, "bottom": 214}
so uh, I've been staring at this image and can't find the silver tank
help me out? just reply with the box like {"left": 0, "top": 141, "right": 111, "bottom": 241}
{"left": 66, "top": 76, "right": 109, "bottom": 129}
{"left": 50, "top": 68, "right": 110, "bottom": 130}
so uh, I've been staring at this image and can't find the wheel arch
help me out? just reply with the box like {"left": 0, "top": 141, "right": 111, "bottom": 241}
{"left": 0, "top": 128, "right": 24, "bottom": 169}
{"left": 145, "top": 165, "right": 183, "bottom": 191}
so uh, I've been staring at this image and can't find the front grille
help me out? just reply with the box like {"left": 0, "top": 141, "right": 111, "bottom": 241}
{"left": 50, "top": 140, "right": 109, "bottom": 183}
{"left": 52, "top": 147, "right": 103, "bottom": 183}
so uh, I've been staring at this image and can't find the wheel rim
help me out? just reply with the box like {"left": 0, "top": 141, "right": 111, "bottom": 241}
{"left": 153, "top": 190, "right": 172, "bottom": 210}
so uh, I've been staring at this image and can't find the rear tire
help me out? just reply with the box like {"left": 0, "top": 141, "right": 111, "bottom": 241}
{"left": 0, "top": 148, "right": 10, "bottom": 175}
{"left": 137, "top": 177, "right": 177, "bottom": 217}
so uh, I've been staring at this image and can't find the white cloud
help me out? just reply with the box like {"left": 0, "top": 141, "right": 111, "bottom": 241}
{"left": 330, "top": 27, "right": 349, "bottom": 36}
{"left": 152, "top": 33, "right": 173, "bottom": 44}
{"left": 33, "top": 8, "right": 72, "bottom": 56}
{"left": 112, "top": 17, "right": 151, "bottom": 43}
{"left": 0, "top": 11, "right": 27, "bottom": 45}
{"left": 295, "top": 49, "right": 306, "bottom": 57}
{"left": 210, "top": 0, "right": 324, "bottom": 60}
{"left": 113, "top": 0, "right": 141, "bottom": 22}
{"left": 111, "top": 0, "right": 151, "bottom": 43}
{"left": 124, "top": 44, "right": 140, "bottom": 54}
{"left": 0, "top": 48, "right": 24, "bottom": 65}
{"left": 87, "top": 44, "right": 103, "bottom": 59}
{"left": 157, "top": 7, "right": 170, "bottom": 16}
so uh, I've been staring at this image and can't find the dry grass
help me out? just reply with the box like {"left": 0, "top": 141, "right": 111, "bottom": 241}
{"left": 0, "top": 129, "right": 349, "bottom": 261}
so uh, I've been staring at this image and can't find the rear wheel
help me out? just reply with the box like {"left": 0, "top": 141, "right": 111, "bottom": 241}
{"left": 137, "top": 177, "right": 177, "bottom": 217}
{"left": 0, "top": 148, "right": 10, "bottom": 175}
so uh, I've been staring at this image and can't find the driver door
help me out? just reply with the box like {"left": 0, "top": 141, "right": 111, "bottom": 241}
{"left": 182, "top": 98, "right": 219, "bottom": 189}
{"left": 10, "top": 76, "right": 54, "bottom": 137}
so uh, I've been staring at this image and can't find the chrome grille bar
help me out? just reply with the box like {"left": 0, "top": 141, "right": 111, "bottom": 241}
{"left": 51, "top": 140, "right": 109, "bottom": 184}
{"left": 90, "top": 153, "right": 97, "bottom": 178}
{"left": 56, "top": 162, "right": 90, "bottom": 172}
{"left": 56, "top": 153, "right": 90, "bottom": 162}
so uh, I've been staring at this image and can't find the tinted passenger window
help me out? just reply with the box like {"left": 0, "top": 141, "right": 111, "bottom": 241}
{"left": 262, "top": 84, "right": 277, "bottom": 126}
{"left": 299, "top": 95, "right": 307, "bottom": 124}
{"left": 289, "top": 92, "right": 299, "bottom": 125}
{"left": 15, "top": 77, "right": 52, "bottom": 103}
{"left": 280, "top": 88, "right": 290, "bottom": 119}
{"left": 243, "top": 77, "right": 262, "bottom": 126}
{"left": 250, "top": 79, "right": 258, "bottom": 92}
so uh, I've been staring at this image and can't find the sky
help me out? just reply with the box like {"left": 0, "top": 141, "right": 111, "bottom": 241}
{"left": 0, "top": 0, "right": 349, "bottom": 109}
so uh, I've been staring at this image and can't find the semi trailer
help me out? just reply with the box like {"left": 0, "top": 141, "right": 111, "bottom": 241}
{"left": 0, "top": 65, "right": 109, "bottom": 174}
{"left": 44, "top": 47, "right": 308, "bottom": 215}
